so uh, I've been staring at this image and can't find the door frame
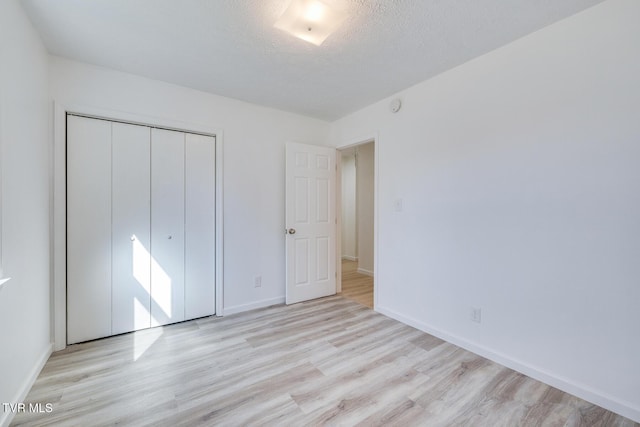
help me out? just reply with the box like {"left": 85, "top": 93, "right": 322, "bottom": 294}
{"left": 336, "top": 133, "right": 378, "bottom": 309}
{"left": 52, "top": 102, "right": 224, "bottom": 351}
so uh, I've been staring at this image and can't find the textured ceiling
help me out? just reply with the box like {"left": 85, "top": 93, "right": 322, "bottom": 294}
{"left": 21, "top": 0, "right": 603, "bottom": 121}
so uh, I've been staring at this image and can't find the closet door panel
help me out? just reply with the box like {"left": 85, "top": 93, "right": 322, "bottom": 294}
{"left": 67, "top": 116, "right": 112, "bottom": 344}
{"left": 185, "top": 134, "right": 216, "bottom": 319}
{"left": 150, "top": 128, "right": 185, "bottom": 326}
{"left": 112, "top": 123, "right": 151, "bottom": 335}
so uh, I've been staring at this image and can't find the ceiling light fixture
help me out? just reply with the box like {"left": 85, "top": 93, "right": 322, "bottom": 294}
{"left": 274, "top": 0, "right": 347, "bottom": 46}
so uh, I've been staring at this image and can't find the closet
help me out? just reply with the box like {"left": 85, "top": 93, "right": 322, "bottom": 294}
{"left": 66, "top": 115, "right": 216, "bottom": 344}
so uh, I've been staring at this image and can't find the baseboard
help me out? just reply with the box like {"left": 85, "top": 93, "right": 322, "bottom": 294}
{"left": 341, "top": 256, "right": 358, "bottom": 261}
{"left": 0, "top": 343, "right": 53, "bottom": 427}
{"left": 375, "top": 305, "right": 640, "bottom": 423}
{"left": 357, "top": 267, "right": 374, "bottom": 277}
{"left": 223, "top": 297, "right": 286, "bottom": 316}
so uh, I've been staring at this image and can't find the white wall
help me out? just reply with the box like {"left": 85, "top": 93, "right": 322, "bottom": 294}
{"left": 330, "top": 0, "right": 640, "bottom": 421}
{"left": 49, "top": 58, "right": 331, "bottom": 316}
{"left": 341, "top": 153, "right": 357, "bottom": 260}
{"left": 0, "top": 0, "right": 52, "bottom": 425}
{"left": 355, "top": 143, "right": 374, "bottom": 275}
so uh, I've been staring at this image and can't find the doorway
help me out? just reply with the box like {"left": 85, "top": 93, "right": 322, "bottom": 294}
{"left": 66, "top": 115, "right": 217, "bottom": 344}
{"left": 338, "top": 141, "right": 375, "bottom": 308}
{"left": 52, "top": 104, "right": 224, "bottom": 351}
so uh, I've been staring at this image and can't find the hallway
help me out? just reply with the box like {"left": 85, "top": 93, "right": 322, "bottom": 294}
{"left": 339, "top": 259, "right": 373, "bottom": 308}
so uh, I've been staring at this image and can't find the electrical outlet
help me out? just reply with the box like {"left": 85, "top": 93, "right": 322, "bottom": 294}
{"left": 471, "top": 307, "right": 482, "bottom": 323}
{"left": 254, "top": 276, "right": 262, "bottom": 288}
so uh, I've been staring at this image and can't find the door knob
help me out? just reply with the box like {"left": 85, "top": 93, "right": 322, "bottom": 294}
{"left": 288, "top": 228, "right": 296, "bottom": 235}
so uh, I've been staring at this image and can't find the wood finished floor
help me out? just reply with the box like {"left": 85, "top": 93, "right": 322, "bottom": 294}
{"left": 13, "top": 297, "right": 637, "bottom": 426}
{"left": 339, "top": 260, "right": 374, "bottom": 309}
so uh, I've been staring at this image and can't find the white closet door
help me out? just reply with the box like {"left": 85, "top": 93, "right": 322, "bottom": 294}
{"left": 112, "top": 122, "right": 151, "bottom": 335}
{"left": 150, "top": 128, "right": 185, "bottom": 326}
{"left": 185, "top": 133, "right": 216, "bottom": 319}
{"left": 67, "top": 116, "right": 112, "bottom": 344}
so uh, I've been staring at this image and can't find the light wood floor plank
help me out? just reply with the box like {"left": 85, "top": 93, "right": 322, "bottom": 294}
{"left": 11, "top": 295, "right": 637, "bottom": 427}
{"left": 340, "top": 259, "right": 374, "bottom": 308}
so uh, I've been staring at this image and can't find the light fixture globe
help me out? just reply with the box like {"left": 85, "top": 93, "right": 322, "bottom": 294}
{"left": 274, "top": 0, "right": 347, "bottom": 46}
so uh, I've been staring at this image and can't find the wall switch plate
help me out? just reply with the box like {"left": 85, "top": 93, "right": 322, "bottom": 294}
{"left": 254, "top": 276, "right": 262, "bottom": 288}
{"left": 471, "top": 307, "right": 482, "bottom": 323}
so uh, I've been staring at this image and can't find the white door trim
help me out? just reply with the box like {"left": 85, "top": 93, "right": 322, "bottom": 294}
{"left": 52, "top": 102, "right": 225, "bottom": 351}
{"left": 336, "top": 154, "right": 343, "bottom": 293}
{"left": 335, "top": 133, "right": 379, "bottom": 310}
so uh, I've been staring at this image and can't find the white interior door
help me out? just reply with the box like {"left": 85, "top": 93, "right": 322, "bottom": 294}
{"left": 285, "top": 142, "right": 337, "bottom": 304}
{"left": 151, "top": 128, "right": 185, "bottom": 326}
{"left": 67, "top": 116, "right": 112, "bottom": 344}
{"left": 67, "top": 116, "right": 217, "bottom": 343}
{"left": 112, "top": 122, "right": 151, "bottom": 335}
{"left": 184, "top": 133, "right": 216, "bottom": 319}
